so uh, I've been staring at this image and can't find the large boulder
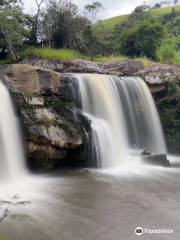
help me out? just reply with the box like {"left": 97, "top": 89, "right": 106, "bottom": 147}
{"left": 142, "top": 154, "right": 171, "bottom": 167}
{"left": 0, "top": 64, "right": 91, "bottom": 170}
{"left": 0, "top": 64, "right": 61, "bottom": 94}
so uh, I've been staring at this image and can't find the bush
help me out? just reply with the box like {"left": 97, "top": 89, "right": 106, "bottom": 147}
{"left": 175, "top": 50, "right": 180, "bottom": 64}
{"left": 117, "top": 21, "right": 164, "bottom": 60}
{"left": 158, "top": 39, "right": 176, "bottom": 64}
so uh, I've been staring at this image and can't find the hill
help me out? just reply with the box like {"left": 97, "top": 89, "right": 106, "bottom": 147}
{"left": 98, "top": 5, "right": 180, "bottom": 31}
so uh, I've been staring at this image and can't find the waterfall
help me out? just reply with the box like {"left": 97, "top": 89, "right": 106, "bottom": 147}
{"left": 75, "top": 74, "right": 166, "bottom": 168}
{"left": 0, "top": 81, "right": 26, "bottom": 182}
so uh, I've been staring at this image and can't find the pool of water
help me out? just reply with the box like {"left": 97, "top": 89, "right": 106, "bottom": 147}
{"left": 1, "top": 159, "right": 180, "bottom": 240}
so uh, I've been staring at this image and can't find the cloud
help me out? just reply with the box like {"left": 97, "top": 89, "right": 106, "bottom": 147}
{"left": 23, "top": 0, "right": 145, "bottom": 19}
{"left": 72, "top": 0, "right": 145, "bottom": 18}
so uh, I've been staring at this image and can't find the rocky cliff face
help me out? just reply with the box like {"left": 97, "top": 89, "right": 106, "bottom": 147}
{"left": 22, "top": 59, "right": 180, "bottom": 150}
{"left": 0, "top": 64, "right": 91, "bottom": 170}
{"left": 0, "top": 59, "right": 180, "bottom": 170}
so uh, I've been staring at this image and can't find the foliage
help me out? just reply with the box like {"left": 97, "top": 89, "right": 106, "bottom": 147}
{"left": 40, "top": 0, "right": 89, "bottom": 51}
{"left": 0, "top": 58, "right": 15, "bottom": 64}
{"left": 175, "top": 50, "right": 180, "bottom": 63}
{"left": 0, "top": 0, "right": 28, "bottom": 60}
{"left": 116, "top": 20, "right": 164, "bottom": 60}
{"left": 84, "top": 1, "right": 103, "bottom": 23}
{"left": 135, "top": 57, "right": 154, "bottom": 67}
{"left": 82, "top": 24, "right": 105, "bottom": 58}
{"left": 20, "top": 47, "right": 86, "bottom": 60}
{"left": 159, "top": 80, "right": 180, "bottom": 146}
{"left": 158, "top": 39, "right": 176, "bottom": 64}
{"left": 98, "top": 5, "right": 180, "bottom": 31}
{"left": 150, "top": 4, "right": 180, "bottom": 16}
{"left": 97, "top": 15, "right": 129, "bottom": 31}
{"left": 0, "top": 0, "right": 180, "bottom": 64}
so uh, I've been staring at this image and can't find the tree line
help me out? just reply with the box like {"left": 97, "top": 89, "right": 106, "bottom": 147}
{"left": 94, "top": 2, "right": 180, "bottom": 63}
{"left": 0, "top": 0, "right": 180, "bottom": 63}
{"left": 0, "top": 0, "right": 103, "bottom": 61}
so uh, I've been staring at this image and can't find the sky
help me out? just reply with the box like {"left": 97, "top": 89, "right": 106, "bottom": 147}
{"left": 23, "top": 0, "right": 178, "bottom": 19}
{"left": 23, "top": 0, "right": 146, "bottom": 19}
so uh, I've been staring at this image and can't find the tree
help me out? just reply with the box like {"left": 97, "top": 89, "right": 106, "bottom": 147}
{"left": 0, "top": 0, "right": 27, "bottom": 60}
{"left": 154, "top": 3, "right": 161, "bottom": 8}
{"left": 82, "top": 2, "right": 104, "bottom": 58}
{"left": 130, "top": 4, "right": 150, "bottom": 21}
{"left": 158, "top": 39, "right": 176, "bottom": 64}
{"left": 84, "top": 1, "right": 103, "bottom": 23}
{"left": 40, "top": 0, "right": 89, "bottom": 50}
{"left": 117, "top": 21, "right": 164, "bottom": 60}
{"left": 30, "top": 0, "right": 44, "bottom": 45}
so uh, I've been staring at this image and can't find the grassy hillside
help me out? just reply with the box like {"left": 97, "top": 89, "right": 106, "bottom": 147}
{"left": 150, "top": 4, "right": 180, "bottom": 16}
{"left": 98, "top": 14, "right": 129, "bottom": 30}
{"left": 100, "top": 5, "right": 180, "bottom": 31}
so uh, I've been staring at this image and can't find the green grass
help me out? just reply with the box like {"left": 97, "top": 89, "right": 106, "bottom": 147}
{"left": 135, "top": 57, "right": 154, "bottom": 67}
{"left": 98, "top": 5, "right": 180, "bottom": 31}
{"left": 0, "top": 59, "right": 15, "bottom": 65}
{"left": 175, "top": 50, "right": 180, "bottom": 64}
{"left": 97, "top": 14, "right": 129, "bottom": 30}
{"left": 150, "top": 5, "right": 180, "bottom": 17}
{"left": 20, "top": 47, "right": 86, "bottom": 61}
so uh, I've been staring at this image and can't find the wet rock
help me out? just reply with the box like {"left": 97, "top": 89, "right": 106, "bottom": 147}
{"left": 27, "top": 142, "right": 67, "bottom": 170}
{"left": 142, "top": 149, "right": 151, "bottom": 155}
{"left": 28, "top": 125, "right": 82, "bottom": 149}
{"left": 0, "top": 65, "right": 91, "bottom": 170}
{"left": 142, "top": 154, "right": 171, "bottom": 167}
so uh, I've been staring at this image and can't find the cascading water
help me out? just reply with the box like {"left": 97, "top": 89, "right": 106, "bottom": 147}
{"left": 75, "top": 74, "right": 166, "bottom": 168}
{"left": 0, "top": 81, "right": 26, "bottom": 182}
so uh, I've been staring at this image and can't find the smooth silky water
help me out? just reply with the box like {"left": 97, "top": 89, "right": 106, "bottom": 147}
{"left": 0, "top": 82, "right": 26, "bottom": 182}
{"left": 0, "top": 77, "right": 180, "bottom": 240}
{"left": 76, "top": 74, "right": 166, "bottom": 169}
